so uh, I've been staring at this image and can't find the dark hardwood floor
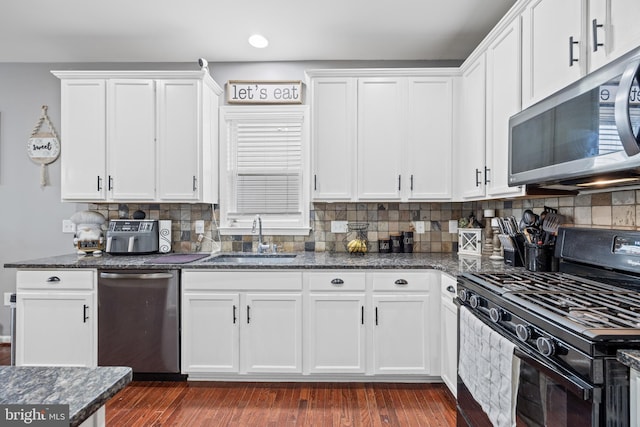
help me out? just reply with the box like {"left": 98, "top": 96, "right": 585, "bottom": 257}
{"left": 0, "top": 346, "right": 456, "bottom": 426}
{"left": 106, "top": 381, "right": 456, "bottom": 427}
{"left": 0, "top": 344, "right": 10, "bottom": 365}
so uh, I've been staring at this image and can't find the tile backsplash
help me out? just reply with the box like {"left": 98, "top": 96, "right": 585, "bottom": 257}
{"left": 88, "top": 189, "right": 640, "bottom": 253}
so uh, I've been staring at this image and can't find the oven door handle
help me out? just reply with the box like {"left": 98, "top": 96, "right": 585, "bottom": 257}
{"left": 513, "top": 347, "right": 594, "bottom": 401}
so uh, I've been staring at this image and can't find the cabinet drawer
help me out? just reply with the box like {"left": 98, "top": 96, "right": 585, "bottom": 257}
{"left": 441, "top": 273, "right": 457, "bottom": 296}
{"left": 183, "top": 270, "right": 302, "bottom": 291}
{"left": 371, "top": 272, "right": 430, "bottom": 292}
{"left": 17, "top": 269, "right": 95, "bottom": 290}
{"left": 307, "top": 271, "right": 366, "bottom": 291}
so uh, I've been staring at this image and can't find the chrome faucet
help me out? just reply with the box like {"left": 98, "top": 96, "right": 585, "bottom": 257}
{"left": 252, "top": 214, "right": 270, "bottom": 253}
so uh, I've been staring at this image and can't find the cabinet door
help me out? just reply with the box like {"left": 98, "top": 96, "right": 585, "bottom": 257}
{"left": 406, "top": 77, "right": 453, "bottom": 200}
{"left": 589, "top": 0, "right": 640, "bottom": 71}
{"left": 60, "top": 80, "right": 107, "bottom": 201}
{"left": 440, "top": 274, "right": 458, "bottom": 397}
{"left": 16, "top": 292, "right": 95, "bottom": 367}
{"left": 373, "top": 295, "right": 430, "bottom": 374}
{"left": 157, "top": 79, "right": 200, "bottom": 201}
{"left": 182, "top": 293, "right": 240, "bottom": 373}
{"left": 522, "top": 0, "right": 585, "bottom": 107}
{"left": 457, "top": 54, "right": 487, "bottom": 199}
{"left": 242, "top": 293, "right": 302, "bottom": 373}
{"left": 357, "top": 78, "right": 404, "bottom": 200}
{"left": 486, "top": 18, "right": 525, "bottom": 199}
{"left": 107, "top": 79, "right": 156, "bottom": 200}
{"left": 307, "top": 294, "right": 366, "bottom": 373}
{"left": 311, "top": 77, "right": 356, "bottom": 200}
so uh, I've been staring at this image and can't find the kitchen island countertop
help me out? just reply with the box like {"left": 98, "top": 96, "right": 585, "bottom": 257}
{"left": 0, "top": 366, "right": 132, "bottom": 427}
{"left": 4, "top": 251, "right": 520, "bottom": 276}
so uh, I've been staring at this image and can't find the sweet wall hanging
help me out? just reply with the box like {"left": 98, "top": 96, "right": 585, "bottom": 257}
{"left": 28, "top": 105, "right": 60, "bottom": 187}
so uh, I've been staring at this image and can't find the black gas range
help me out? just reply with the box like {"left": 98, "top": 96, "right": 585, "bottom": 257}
{"left": 457, "top": 227, "right": 640, "bottom": 427}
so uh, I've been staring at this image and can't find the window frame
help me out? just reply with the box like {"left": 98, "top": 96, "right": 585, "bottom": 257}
{"left": 219, "top": 105, "right": 310, "bottom": 236}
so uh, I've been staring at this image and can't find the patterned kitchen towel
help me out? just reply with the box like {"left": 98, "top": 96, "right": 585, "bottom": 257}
{"left": 458, "top": 306, "right": 521, "bottom": 427}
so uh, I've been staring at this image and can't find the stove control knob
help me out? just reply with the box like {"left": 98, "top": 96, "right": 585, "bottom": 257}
{"left": 515, "top": 324, "right": 532, "bottom": 341}
{"left": 516, "top": 323, "right": 533, "bottom": 341}
{"left": 469, "top": 295, "right": 480, "bottom": 309}
{"left": 536, "top": 337, "right": 556, "bottom": 357}
{"left": 489, "top": 308, "right": 502, "bottom": 323}
{"left": 458, "top": 289, "right": 468, "bottom": 302}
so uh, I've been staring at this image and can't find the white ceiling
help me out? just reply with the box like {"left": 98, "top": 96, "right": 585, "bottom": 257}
{"left": 1, "top": 0, "right": 516, "bottom": 63}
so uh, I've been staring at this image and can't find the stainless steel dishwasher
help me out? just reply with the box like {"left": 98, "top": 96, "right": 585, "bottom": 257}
{"left": 98, "top": 270, "right": 181, "bottom": 378}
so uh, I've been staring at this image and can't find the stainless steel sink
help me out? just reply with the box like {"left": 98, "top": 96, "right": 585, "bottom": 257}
{"left": 204, "top": 254, "right": 297, "bottom": 264}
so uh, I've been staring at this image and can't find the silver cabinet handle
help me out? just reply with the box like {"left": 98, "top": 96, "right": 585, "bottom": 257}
{"left": 569, "top": 36, "right": 579, "bottom": 66}
{"left": 47, "top": 276, "right": 61, "bottom": 283}
{"left": 192, "top": 176, "right": 197, "bottom": 191}
{"left": 446, "top": 285, "right": 455, "bottom": 293}
{"left": 331, "top": 278, "right": 344, "bottom": 285}
{"left": 99, "top": 272, "right": 174, "bottom": 280}
{"left": 395, "top": 279, "right": 408, "bottom": 285}
{"left": 592, "top": 19, "right": 603, "bottom": 52}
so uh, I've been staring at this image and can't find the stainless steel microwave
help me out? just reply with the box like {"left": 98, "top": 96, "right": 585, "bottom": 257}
{"left": 509, "top": 46, "right": 640, "bottom": 191}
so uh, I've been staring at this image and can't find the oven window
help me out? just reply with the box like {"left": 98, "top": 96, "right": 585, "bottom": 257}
{"left": 516, "top": 359, "right": 593, "bottom": 427}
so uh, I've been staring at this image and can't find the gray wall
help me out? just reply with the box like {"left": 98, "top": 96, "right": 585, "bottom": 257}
{"left": 0, "top": 59, "right": 457, "bottom": 339}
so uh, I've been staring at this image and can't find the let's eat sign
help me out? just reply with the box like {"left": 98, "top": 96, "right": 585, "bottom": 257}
{"left": 227, "top": 80, "right": 303, "bottom": 104}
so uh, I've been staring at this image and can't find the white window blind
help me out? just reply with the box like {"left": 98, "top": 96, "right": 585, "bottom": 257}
{"left": 219, "top": 105, "right": 310, "bottom": 236}
{"left": 231, "top": 121, "right": 302, "bottom": 214}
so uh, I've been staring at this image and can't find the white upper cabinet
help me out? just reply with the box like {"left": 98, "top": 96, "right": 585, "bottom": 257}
{"left": 405, "top": 76, "right": 453, "bottom": 200}
{"left": 307, "top": 69, "right": 455, "bottom": 202}
{"left": 157, "top": 79, "right": 219, "bottom": 202}
{"left": 485, "top": 18, "right": 525, "bottom": 199}
{"left": 521, "top": 0, "right": 586, "bottom": 108}
{"left": 59, "top": 80, "right": 107, "bottom": 200}
{"left": 107, "top": 79, "right": 156, "bottom": 200}
{"left": 53, "top": 70, "right": 222, "bottom": 203}
{"left": 309, "top": 77, "right": 357, "bottom": 200}
{"left": 455, "top": 54, "right": 487, "bottom": 199}
{"left": 357, "top": 77, "right": 405, "bottom": 200}
{"left": 521, "top": 0, "right": 640, "bottom": 108}
{"left": 589, "top": 0, "right": 640, "bottom": 71}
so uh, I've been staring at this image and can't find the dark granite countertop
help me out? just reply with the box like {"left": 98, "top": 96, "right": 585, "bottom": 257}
{"left": 0, "top": 366, "right": 132, "bottom": 427}
{"left": 618, "top": 350, "right": 640, "bottom": 371}
{"left": 4, "top": 251, "right": 521, "bottom": 276}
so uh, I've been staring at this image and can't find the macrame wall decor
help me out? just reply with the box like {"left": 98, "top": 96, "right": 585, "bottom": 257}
{"left": 27, "top": 105, "right": 60, "bottom": 187}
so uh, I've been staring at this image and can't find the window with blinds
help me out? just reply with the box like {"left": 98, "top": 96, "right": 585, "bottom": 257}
{"left": 232, "top": 121, "right": 302, "bottom": 214}
{"left": 220, "top": 106, "right": 310, "bottom": 235}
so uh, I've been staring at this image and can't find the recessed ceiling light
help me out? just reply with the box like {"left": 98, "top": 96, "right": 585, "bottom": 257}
{"left": 248, "top": 34, "right": 269, "bottom": 49}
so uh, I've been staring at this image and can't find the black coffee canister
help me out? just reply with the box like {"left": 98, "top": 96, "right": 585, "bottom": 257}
{"left": 390, "top": 233, "right": 403, "bottom": 253}
{"left": 378, "top": 238, "right": 391, "bottom": 253}
{"left": 402, "top": 231, "right": 414, "bottom": 253}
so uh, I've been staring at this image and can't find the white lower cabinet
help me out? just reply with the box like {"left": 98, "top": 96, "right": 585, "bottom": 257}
{"left": 242, "top": 293, "right": 302, "bottom": 373}
{"left": 181, "top": 271, "right": 303, "bottom": 376}
{"left": 181, "top": 292, "right": 240, "bottom": 373}
{"left": 305, "top": 272, "right": 366, "bottom": 374}
{"left": 440, "top": 274, "right": 458, "bottom": 397}
{"left": 371, "top": 272, "right": 439, "bottom": 375}
{"left": 16, "top": 270, "right": 97, "bottom": 367}
{"left": 182, "top": 269, "right": 442, "bottom": 380}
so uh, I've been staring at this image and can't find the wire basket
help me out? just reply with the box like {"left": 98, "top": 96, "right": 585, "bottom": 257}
{"left": 343, "top": 222, "right": 369, "bottom": 254}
